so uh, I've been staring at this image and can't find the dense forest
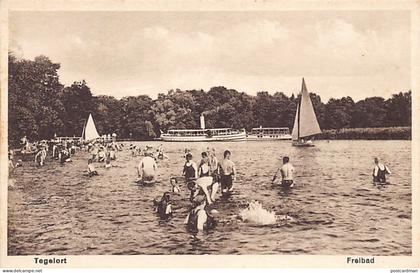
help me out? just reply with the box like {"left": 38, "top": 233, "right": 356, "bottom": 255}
{"left": 8, "top": 53, "right": 412, "bottom": 147}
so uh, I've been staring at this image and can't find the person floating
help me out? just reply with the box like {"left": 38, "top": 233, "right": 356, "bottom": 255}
{"left": 219, "top": 150, "right": 236, "bottom": 194}
{"left": 185, "top": 195, "right": 216, "bottom": 233}
{"left": 87, "top": 159, "right": 98, "bottom": 177}
{"left": 183, "top": 153, "right": 198, "bottom": 183}
{"left": 138, "top": 151, "right": 157, "bottom": 183}
{"left": 272, "top": 156, "right": 295, "bottom": 188}
{"left": 373, "top": 157, "right": 391, "bottom": 183}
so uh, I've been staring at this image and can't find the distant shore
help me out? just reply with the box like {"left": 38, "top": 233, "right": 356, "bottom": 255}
{"left": 318, "top": 127, "right": 411, "bottom": 140}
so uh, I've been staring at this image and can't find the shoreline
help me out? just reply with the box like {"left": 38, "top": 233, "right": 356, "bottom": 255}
{"left": 318, "top": 126, "right": 411, "bottom": 140}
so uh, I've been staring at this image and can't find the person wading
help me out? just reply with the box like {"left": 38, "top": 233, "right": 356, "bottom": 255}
{"left": 272, "top": 156, "right": 295, "bottom": 188}
{"left": 372, "top": 157, "right": 391, "bottom": 183}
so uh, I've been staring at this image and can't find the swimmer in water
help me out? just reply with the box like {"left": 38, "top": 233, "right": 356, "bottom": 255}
{"left": 104, "top": 155, "right": 112, "bottom": 168}
{"left": 98, "top": 147, "right": 106, "bottom": 162}
{"left": 87, "top": 159, "right": 98, "bottom": 176}
{"left": 154, "top": 192, "right": 172, "bottom": 220}
{"left": 170, "top": 177, "right": 181, "bottom": 194}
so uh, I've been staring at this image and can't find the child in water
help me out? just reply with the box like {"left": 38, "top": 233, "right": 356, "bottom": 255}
{"left": 153, "top": 192, "right": 172, "bottom": 220}
{"left": 170, "top": 177, "right": 181, "bottom": 194}
{"left": 87, "top": 159, "right": 98, "bottom": 177}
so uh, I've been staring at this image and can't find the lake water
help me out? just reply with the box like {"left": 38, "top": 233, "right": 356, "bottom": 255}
{"left": 8, "top": 140, "right": 411, "bottom": 255}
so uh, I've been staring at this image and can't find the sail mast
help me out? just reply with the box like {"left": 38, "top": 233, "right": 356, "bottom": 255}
{"left": 297, "top": 78, "right": 305, "bottom": 140}
{"left": 81, "top": 119, "right": 87, "bottom": 140}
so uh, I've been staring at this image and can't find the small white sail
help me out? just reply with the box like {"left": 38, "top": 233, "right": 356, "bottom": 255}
{"left": 83, "top": 114, "right": 100, "bottom": 141}
{"left": 292, "top": 78, "right": 322, "bottom": 140}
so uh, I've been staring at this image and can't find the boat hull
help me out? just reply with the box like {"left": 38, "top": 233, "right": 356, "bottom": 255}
{"left": 161, "top": 132, "right": 247, "bottom": 142}
{"left": 247, "top": 135, "right": 292, "bottom": 141}
{"left": 292, "top": 141, "right": 315, "bottom": 147}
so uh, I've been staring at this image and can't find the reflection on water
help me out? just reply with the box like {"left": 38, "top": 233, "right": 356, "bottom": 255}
{"left": 8, "top": 140, "right": 411, "bottom": 255}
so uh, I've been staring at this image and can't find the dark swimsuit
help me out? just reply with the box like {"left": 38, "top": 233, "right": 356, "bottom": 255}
{"left": 374, "top": 167, "right": 387, "bottom": 183}
{"left": 184, "top": 163, "right": 196, "bottom": 182}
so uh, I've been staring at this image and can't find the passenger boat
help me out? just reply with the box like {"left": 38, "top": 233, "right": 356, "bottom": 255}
{"left": 247, "top": 127, "right": 292, "bottom": 140}
{"left": 160, "top": 115, "right": 246, "bottom": 142}
{"left": 291, "top": 78, "right": 322, "bottom": 147}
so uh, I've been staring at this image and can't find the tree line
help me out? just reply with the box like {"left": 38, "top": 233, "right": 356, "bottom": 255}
{"left": 8, "top": 53, "right": 412, "bottom": 147}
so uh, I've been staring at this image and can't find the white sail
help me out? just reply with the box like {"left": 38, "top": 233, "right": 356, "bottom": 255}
{"left": 83, "top": 114, "right": 100, "bottom": 141}
{"left": 292, "top": 102, "right": 300, "bottom": 140}
{"left": 292, "top": 78, "right": 322, "bottom": 140}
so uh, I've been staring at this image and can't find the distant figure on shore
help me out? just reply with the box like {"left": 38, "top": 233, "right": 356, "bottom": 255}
{"left": 138, "top": 152, "right": 157, "bottom": 183}
{"left": 185, "top": 195, "right": 216, "bottom": 233}
{"left": 183, "top": 153, "right": 197, "bottom": 183}
{"left": 373, "top": 157, "right": 391, "bottom": 183}
{"left": 170, "top": 177, "right": 181, "bottom": 194}
{"left": 272, "top": 156, "right": 295, "bottom": 188}
{"left": 87, "top": 159, "right": 98, "bottom": 177}
{"left": 219, "top": 150, "right": 236, "bottom": 194}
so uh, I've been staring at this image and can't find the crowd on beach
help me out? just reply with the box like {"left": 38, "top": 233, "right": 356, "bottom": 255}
{"left": 8, "top": 136, "right": 393, "bottom": 234}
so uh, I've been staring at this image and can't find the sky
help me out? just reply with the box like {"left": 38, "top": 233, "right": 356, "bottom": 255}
{"left": 9, "top": 11, "right": 411, "bottom": 102}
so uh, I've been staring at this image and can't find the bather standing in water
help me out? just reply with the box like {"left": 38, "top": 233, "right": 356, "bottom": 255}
{"left": 87, "top": 159, "right": 98, "bottom": 176}
{"left": 188, "top": 176, "right": 216, "bottom": 205}
{"left": 34, "top": 147, "right": 47, "bottom": 166}
{"left": 372, "top": 157, "right": 391, "bottom": 183}
{"left": 272, "top": 156, "right": 295, "bottom": 187}
{"left": 138, "top": 152, "right": 158, "bottom": 182}
{"left": 185, "top": 195, "right": 216, "bottom": 233}
{"left": 219, "top": 150, "right": 236, "bottom": 193}
{"left": 183, "top": 153, "right": 197, "bottom": 183}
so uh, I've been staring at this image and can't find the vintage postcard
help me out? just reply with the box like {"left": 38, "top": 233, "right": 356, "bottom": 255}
{"left": 0, "top": 0, "right": 419, "bottom": 269}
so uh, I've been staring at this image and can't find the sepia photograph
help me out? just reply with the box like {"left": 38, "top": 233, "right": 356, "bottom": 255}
{"left": 1, "top": 0, "right": 419, "bottom": 269}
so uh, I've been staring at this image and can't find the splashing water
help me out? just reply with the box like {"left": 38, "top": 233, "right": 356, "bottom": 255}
{"left": 239, "top": 201, "right": 277, "bottom": 225}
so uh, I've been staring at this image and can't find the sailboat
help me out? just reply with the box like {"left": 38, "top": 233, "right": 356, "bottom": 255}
{"left": 291, "top": 78, "right": 322, "bottom": 147}
{"left": 81, "top": 113, "right": 100, "bottom": 141}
